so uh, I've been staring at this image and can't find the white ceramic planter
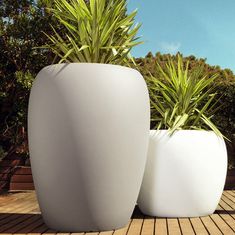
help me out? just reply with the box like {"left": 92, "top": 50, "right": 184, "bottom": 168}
{"left": 28, "top": 63, "right": 150, "bottom": 232}
{"left": 138, "top": 130, "right": 227, "bottom": 217}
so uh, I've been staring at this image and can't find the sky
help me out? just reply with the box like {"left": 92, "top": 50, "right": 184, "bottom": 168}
{"left": 127, "top": 0, "right": 235, "bottom": 72}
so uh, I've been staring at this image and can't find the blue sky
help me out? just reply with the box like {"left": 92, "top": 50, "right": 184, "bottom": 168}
{"left": 127, "top": 0, "right": 235, "bottom": 72}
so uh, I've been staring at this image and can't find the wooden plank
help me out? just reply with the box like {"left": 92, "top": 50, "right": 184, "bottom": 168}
{"left": 178, "top": 218, "right": 194, "bottom": 235}
{"left": 219, "top": 198, "right": 234, "bottom": 211}
{"left": 99, "top": 231, "right": 114, "bottom": 235}
{"left": 28, "top": 204, "right": 41, "bottom": 214}
{"left": 56, "top": 233, "right": 70, "bottom": 235}
{"left": 221, "top": 194, "right": 235, "bottom": 209}
{"left": 113, "top": 221, "right": 130, "bottom": 235}
{"left": 11, "top": 174, "right": 33, "bottom": 183}
{"left": 190, "top": 217, "right": 208, "bottom": 235}
{"left": 2, "top": 191, "right": 31, "bottom": 198}
{"left": 226, "top": 190, "right": 235, "bottom": 197}
{"left": 0, "top": 198, "right": 26, "bottom": 211}
{"left": 0, "top": 197, "right": 36, "bottom": 214}
{"left": 0, "top": 198, "right": 17, "bottom": 209}
{"left": 167, "top": 219, "right": 181, "bottom": 235}
{"left": 0, "top": 214, "right": 33, "bottom": 232}
{"left": 41, "top": 227, "right": 57, "bottom": 234}
{"left": 223, "top": 191, "right": 235, "bottom": 202}
{"left": 0, "top": 214, "right": 23, "bottom": 227}
{"left": 10, "top": 182, "right": 35, "bottom": 190}
{"left": 0, "top": 213, "right": 12, "bottom": 222}
{"left": 200, "top": 216, "right": 222, "bottom": 235}
{"left": 210, "top": 213, "right": 234, "bottom": 234}
{"left": 216, "top": 204, "right": 235, "bottom": 230}
{"left": 155, "top": 218, "right": 167, "bottom": 235}
{"left": 141, "top": 217, "right": 154, "bottom": 235}
{"left": 217, "top": 213, "right": 235, "bottom": 233}
{"left": 1, "top": 214, "right": 40, "bottom": 233}
{"left": 41, "top": 229, "right": 57, "bottom": 235}
{"left": 0, "top": 194, "right": 32, "bottom": 211}
{"left": 84, "top": 232, "right": 99, "bottom": 235}
{"left": 219, "top": 201, "right": 235, "bottom": 224}
{"left": 0, "top": 196, "right": 32, "bottom": 212}
{"left": 11, "top": 196, "right": 38, "bottom": 213}
{"left": 12, "top": 217, "right": 44, "bottom": 233}
{"left": 0, "top": 191, "right": 14, "bottom": 198}
{"left": 12, "top": 166, "right": 32, "bottom": 175}
{"left": 27, "top": 223, "right": 49, "bottom": 234}
{"left": 71, "top": 233, "right": 85, "bottom": 235}
{"left": 127, "top": 218, "right": 143, "bottom": 235}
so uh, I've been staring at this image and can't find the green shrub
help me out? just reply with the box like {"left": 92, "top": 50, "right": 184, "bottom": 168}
{"left": 146, "top": 55, "right": 222, "bottom": 136}
{"left": 0, "top": 0, "right": 59, "bottom": 157}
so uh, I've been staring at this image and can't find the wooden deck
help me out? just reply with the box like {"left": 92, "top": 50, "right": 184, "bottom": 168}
{"left": 0, "top": 191, "right": 235, "bottom": 235}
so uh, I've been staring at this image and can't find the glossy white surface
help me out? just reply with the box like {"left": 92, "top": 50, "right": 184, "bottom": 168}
{"left": 28, "top": 63, "right": 150, "bottom": 231}
{"left": 138, "top": 130, "right": 227, "bottom": 217}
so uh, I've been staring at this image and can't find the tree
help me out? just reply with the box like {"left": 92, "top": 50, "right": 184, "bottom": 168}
{"left": 0, "top": 0, "right": 57, "bottom": 157}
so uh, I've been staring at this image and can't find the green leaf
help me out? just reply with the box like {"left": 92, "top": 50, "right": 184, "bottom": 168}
{"left": 42, "top": 0, "right": 141, "bottom": 64}
{"left": 148, "top": 54, "right": 223, "bottom": 138}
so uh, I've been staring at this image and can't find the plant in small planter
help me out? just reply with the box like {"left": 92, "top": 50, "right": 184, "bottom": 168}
{"left": 28, "top": 0, "right": 150, "bottom": 232}
{"left": 138, "top": 55, "right": 227, "bottom": 217}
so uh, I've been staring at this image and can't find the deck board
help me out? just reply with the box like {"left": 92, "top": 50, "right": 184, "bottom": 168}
{"left": 178, "top": 218, "right": 195, "bottom": 235}
{"left": 113, "top": 222, "right": 129, "bottom": 235}
{"left": 113, "top": 224, "right": 130, "bottom": 235}
{"left": 155, "top": 218, "right": 168, "bottom": 235}
{"left": 0, "top": 191, "right": 235, "bottom": 235}
{"left": 127, "top": 218, "right": 143, "bottom": 235}
{"left": 210, "top": 214, "right": 234, "bottom": 234}
{"left": 167, "top": 219, "right": 181, "bottom": 235}
{"left": 141, "top": 217, "right": 155, "bottom": 235}
{"left": 190, "top": 217, "right": 209, "bottom": 235}
{"left": 200, "top": 216, "right": 222, "bottom": 235}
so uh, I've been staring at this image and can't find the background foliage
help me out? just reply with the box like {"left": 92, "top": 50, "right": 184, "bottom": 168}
{"left": 0, "top": 0, "right": 57, "bottom": 159}
{"left": 0, "top": 1, "right": 235, "bottom": 167}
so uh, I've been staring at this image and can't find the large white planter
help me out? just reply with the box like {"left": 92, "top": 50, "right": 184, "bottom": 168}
{"left": 138, "top": 130, "right": 227, "bottom": 217}
{"left": 28, "top": 63, "right": 150, "bottom": 232}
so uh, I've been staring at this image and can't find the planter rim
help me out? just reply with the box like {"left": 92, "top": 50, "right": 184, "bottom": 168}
{"left": 149, "top": 129, "right": 219, "bottom": 136}
{"left": 150, "top": 129, "right": 214, "bottom": 132}
{"left": 42, "top": 62, "right": 140, "bottom": 74}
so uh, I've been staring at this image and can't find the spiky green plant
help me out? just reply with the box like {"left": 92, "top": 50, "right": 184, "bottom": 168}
{"left": 43, "top": 0, "right": 142, "bottom": 64}
{"left": 147, "top": 55, "right": 223, "bottom": 137}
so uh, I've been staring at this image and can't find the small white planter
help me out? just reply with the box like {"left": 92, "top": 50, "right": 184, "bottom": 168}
{"left": 138, "top": 130, "right": 227, "bottom": 217}
{"left": 28, "top": 63, "right": 150, "bottom": 231}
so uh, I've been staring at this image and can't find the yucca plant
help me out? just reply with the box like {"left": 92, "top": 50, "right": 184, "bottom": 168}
{"left": 43, "top": 0, "right": 142, "bottom": 64}
{"left": 147, "top": 55, "right": 223, "bottom": 137}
